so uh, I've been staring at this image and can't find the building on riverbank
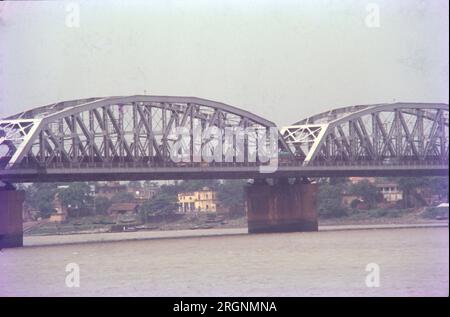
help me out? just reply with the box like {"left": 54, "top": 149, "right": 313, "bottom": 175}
{"left": 178, "top": 187, "right": 219, "bottom": 213}
{"left": 375, "top": 181, "right": 403, "bottom": 203}
{"left": 108, "top": 202, "right": 140, "bottom": 217}
{"left": 96, "top": 181, "right": 159, "bottom": 202}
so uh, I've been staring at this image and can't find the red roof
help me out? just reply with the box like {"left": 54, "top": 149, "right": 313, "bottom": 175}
{"left": 108, "top": 203, "right": 139, "bottom": 213}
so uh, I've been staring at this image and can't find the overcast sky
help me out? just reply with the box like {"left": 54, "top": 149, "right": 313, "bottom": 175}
{"left": 0, "top": 0, "right": 448, "bottom": 126}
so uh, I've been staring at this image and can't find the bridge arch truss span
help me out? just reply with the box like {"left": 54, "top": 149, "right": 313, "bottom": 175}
{"left": 281, "top": 103, "right": 449, "bottom": 165}
{"left": 0, "top": 95, "right": 292, "bottom": 170}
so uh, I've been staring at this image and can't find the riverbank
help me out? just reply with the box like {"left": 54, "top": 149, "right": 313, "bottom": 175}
{"left": 24, "top": 206, "right": 448, "bottom": 237}
{"left": 22, "top": 222, "right": 448, "bottom": 247}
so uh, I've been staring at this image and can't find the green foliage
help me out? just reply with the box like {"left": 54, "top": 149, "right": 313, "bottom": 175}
{"left": 397, "top": 177, "right": 430, "bottom": 192}
{"left": 176, "top": 179, "right": 220, "bottom": 192}
{"left": 110, "top": 191, "right": 135, "bottom": 204}
{"left": 347, "top": 208, "right": 407, "bottom": 219}
{"left": 137, "top": 182, "right": 182, "bottom": 222}
{"left": 370, "top": 209, "right": 387, "bottom": 218}
{"left": 421, "top": 206, "right": 449, "bottom": 219}
{"left": 58, "top": 182, "right": 92, "bottom": 210}
{"left": 375, "top": 208, "right": 407, "bottom": 218}
{"left": 350, "top": 199, "right": 362, "bottom": 209}
{"left": 428, "top": 177, "right": 449, "bottom": 202}
{"left": 318, "top": 183, "right": 348, "bottom": 218}
{"left": 40, "top": 205, "right": 56, "bottom": 218}
{"left": 217, "top": 180, "right": 246, "bottom": 214}
{"left": 25, "top": 183, "right": 58, "bottom": 218}
{"left": 349, "top": 179, "right": 381, "bottom": 209}
{"left": 328, "top": 177, "right": 350, "bottom": 186}
{"left": 395, "top": 176, "right": 448, "bottom": 208}
{"left": 139, "top": 192, "right": 178, "bottom": 221}
{"left": 94, "top": 196, "right": 111, "bottom": 215}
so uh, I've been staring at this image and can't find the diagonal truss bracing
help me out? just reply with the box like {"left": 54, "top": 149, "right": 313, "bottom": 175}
{"left": 0, "top": 95, "right": 292, "bottom": 170}
{"left": 281, "top": 103, "right": 449, "bottom": 165}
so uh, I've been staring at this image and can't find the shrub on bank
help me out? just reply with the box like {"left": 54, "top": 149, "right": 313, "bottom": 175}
{"left": 369, "top": 208, "right": 405, "bottom": 218}
{"left": 421, "top": 206, "right": 449, "bottom": 219}
{"left": 344, "top": 208, "right": 411, "bottom": 219}
{"left": 318, "top": 206, "right": 348, "bottom": 218}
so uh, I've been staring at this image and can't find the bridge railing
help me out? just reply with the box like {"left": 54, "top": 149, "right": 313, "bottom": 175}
{"left": 300, "top": 160, "right": 449, "bottom": 168}
{"left": 0, "top": 158, "right": 448, "bottom": 171}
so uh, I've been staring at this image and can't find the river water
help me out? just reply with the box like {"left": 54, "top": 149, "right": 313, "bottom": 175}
{"left": 0, "top": 227, "right": 448, "bottom": 296}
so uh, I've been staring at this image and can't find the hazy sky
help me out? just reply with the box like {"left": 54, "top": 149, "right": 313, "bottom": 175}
{"left": 0, "top": 0, "right": 448, "bottom": 126}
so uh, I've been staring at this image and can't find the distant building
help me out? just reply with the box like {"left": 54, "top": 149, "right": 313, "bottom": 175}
{"left": 342, "top": 178, "right": 404, "bottom": 208}
{"left": 131, "top": 183, "right": 159, "bottom": 202}
{"left": 96, "top": 181, "right": 127, "bottom": 200}
{"left": 96, "top": 181, "right": 159, "bottom": 202}
{"left": 178, "top": 187, "right": 218, "bottom": 213}
{"left": 375, "top": 181, "right": 403, "bottom": 203}
{"left": 108, "top": 202, "right": 140, "bottom": 217}
{"left": 349, "top": 177, "right": 376, "bottom": 184}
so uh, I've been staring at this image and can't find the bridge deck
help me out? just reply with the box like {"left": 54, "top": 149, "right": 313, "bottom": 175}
{"left": 1, "top": 162, "right": 447, "bottom": 182}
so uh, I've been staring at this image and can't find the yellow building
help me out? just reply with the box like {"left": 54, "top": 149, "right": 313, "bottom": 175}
{"left": 178, "top": 187, "right": 218, "bottom": 213}
{"left": 375, "top": 182, "right": 403, "bottom": 203}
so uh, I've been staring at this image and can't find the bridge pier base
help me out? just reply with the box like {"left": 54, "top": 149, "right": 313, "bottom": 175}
{"left": 245, "top": 178, "right": 318, "bottom": 233}
{"left": 0, "top": 189, "right": 25, "bottom": 248}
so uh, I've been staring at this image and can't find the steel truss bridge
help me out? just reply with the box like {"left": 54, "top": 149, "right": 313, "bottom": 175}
{"left": 0, "top": 96, "right": 448, "bottom": 182}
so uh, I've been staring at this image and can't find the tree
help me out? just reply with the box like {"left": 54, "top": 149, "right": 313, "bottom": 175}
{"left": 350, "top": 198, "right": 362, "bottom": 209}
{"left": 397, "top": 177, "right": 430, "bottom": 208}
{"left": 94, "top": 196, "right": 111, "bottom": 215}
{"left": 57, "top": 182, "right": 93, "bottom": 217}
{"left": 217, "top": 180, "right": 246, "bottom": 215}
{"left": 428, "top": 176, "right": 449, "bottom": 203}
{"left": 177, "top": 179, "right": 220, "bottom": 192}
{"left": 110, "top": 191, "right": 135, "bottom": 204}
{"left": 329, "top": 177, "right": 350, "bottom": 186}
{"left": 139, "top": 192, "right": 177, "bottom": 222}
{"left": 138, "top": 183, "right": 181, "bottom": 222}
{"left": 349, "top": 180, "right": 380, "bottom": 209}
{"left": 25, "top": 183, "right": 58, "bottom": 218}
{"left": 317, "top": 183, "right": 347, "bottom": 218}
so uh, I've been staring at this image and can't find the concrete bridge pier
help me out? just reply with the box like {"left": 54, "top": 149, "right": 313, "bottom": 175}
{"left": 0, "top": 187, "right": 25, "bottom": 248}
{"left": 245, "top": 178, "right": 319, "bottom": 233}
